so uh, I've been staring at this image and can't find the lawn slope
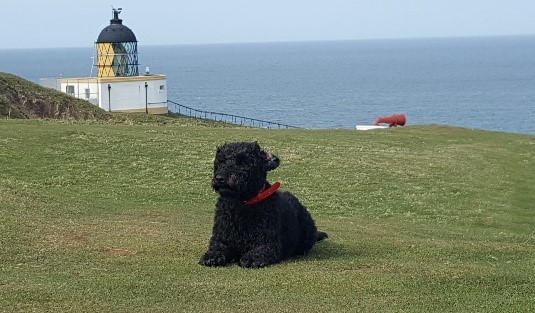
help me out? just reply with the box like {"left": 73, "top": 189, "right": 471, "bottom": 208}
{"left": 0, "top": 72, "right": 110, "bottom": 120}
{"left": 1, "top": 120, "right": 534, "bottom": 312}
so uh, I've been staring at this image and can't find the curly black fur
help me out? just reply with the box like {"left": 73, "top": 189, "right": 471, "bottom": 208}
{"left": 200, "top": 142, "right": 327, "bottom": 268}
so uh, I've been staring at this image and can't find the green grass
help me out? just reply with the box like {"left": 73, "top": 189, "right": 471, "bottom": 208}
{"left": 1, "top": 119, "right": 534, "bottom": 312}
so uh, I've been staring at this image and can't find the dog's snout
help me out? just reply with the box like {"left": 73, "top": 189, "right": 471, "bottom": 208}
{"left": 215, "top": 174, "right": 226, "bottom": 183}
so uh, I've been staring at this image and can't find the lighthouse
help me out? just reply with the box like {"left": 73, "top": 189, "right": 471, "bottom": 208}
{"left": 46, "top": 8, "right": 168, "bottom": 114}
{"left": 96, "top": 8, "right": 139, "bottom": 78}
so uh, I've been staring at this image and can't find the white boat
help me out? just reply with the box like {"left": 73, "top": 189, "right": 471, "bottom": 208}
{"left": 355, "top": 125, "right": 388, "bottom": 131}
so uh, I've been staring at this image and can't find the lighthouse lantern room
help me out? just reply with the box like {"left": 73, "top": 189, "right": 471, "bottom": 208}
{"left": 96, "top": 8, "right": 139, "bottom": 78}
{"left": 48, "top": 8, "right": 168, "bottom": 114}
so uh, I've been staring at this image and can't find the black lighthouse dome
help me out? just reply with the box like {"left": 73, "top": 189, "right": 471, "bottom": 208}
{"left": 97, "top": 8, "right": 137, "bottom": 43}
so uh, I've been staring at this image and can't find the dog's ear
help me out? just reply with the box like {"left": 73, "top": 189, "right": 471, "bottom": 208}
{"left": 262, "top": 149, "right": 280, "bottom": 171}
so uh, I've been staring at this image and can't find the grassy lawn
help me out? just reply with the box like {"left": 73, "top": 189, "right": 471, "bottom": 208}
{"left": 1, "top": 119, "right": 534, "bottom": 312}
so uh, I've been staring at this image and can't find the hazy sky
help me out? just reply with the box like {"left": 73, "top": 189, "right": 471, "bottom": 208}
{"left": 1, "top": 0, "right": 535, "bottom": 49}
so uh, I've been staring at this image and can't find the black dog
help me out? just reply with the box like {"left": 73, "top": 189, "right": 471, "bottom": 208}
{"left": 200, "top": 142, "right": 327, "bottom": 268}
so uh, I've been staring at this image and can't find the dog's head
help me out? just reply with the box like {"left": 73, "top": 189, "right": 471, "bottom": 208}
{"left": 212, "top": 142, "right": 279, "bottom": 200}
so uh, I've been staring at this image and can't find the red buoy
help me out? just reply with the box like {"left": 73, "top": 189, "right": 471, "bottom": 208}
{"left": 374, "top": 114, "right": 406, "bottom": 127}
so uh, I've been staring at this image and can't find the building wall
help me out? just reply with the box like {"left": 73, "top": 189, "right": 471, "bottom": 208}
{"left": 56, "top": 75, "right": 168, "bottom": 114}
{"left": 59, "top": 78, "right": 99, "bottom": 105}
{"left": 97, "top": 76, "right": 167, "bottom": 113}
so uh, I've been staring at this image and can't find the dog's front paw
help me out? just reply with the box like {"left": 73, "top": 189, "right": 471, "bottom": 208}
{"left": 239, "top": 257, "right": 269, "bottom": 268}
{"left": 238, "top": 254, "right": 272, "bottom": 268}
{"left": 239, "top": 245, "right": 282, "bottom": 268}
{"left": 199, "top": 251, "right": 230, "bottom": 267}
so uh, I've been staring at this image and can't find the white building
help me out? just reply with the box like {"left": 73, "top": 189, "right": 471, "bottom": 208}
{"left": 44, "top": 8, "right": 168, "bottom": 114}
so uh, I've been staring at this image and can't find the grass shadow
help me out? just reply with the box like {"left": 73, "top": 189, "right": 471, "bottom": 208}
{"left": 305, "top": 240, "right": 362, "bottom": 261}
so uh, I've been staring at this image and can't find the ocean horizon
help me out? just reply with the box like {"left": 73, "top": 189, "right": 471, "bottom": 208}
{"left": 1, "top": 35, "right": 534, "bottom": 134}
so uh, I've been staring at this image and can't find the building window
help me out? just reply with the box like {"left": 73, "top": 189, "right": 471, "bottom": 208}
{"left": 85, "top": 88, "right": 90, "bottom": 99}
{"left": 66, "top": 85, "right": 75, "bottom": 96}
{"left": 159, "top": 85, "right": 165, "bottom": 92}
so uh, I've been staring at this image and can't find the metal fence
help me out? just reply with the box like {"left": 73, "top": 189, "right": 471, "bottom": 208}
{"left": 167, "top": 100, "right": 300, "bottom": 129}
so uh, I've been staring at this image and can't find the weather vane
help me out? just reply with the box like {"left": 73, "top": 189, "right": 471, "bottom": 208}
{"left": 111, "top": 6, "right": 122, "bottom": 20}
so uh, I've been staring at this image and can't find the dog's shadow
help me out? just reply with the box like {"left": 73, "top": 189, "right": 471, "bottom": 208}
{"left": 301, "top": 240, "right": 359, "bottom": 262}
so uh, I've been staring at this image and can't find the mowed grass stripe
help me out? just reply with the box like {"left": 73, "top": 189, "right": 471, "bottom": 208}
{"left": 1, "top": 119, "right": 534, "bottom": 312}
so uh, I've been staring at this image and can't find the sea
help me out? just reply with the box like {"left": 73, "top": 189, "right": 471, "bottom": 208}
{"left": 1, "top": 35, "right": 534, "bottom": 134}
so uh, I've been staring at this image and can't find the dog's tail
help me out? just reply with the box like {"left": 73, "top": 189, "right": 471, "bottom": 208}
{"left": 316, "top": 231, "right": 328, "bottom": 242}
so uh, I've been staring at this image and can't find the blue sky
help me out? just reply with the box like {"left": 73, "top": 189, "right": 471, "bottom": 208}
{"left": 2, "top": 0, "right": 535, "bottom": 49}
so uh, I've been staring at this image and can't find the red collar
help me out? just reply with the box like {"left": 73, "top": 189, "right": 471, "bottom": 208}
{"left": 245, "top": 182, "right": 281, "bottom": 205}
